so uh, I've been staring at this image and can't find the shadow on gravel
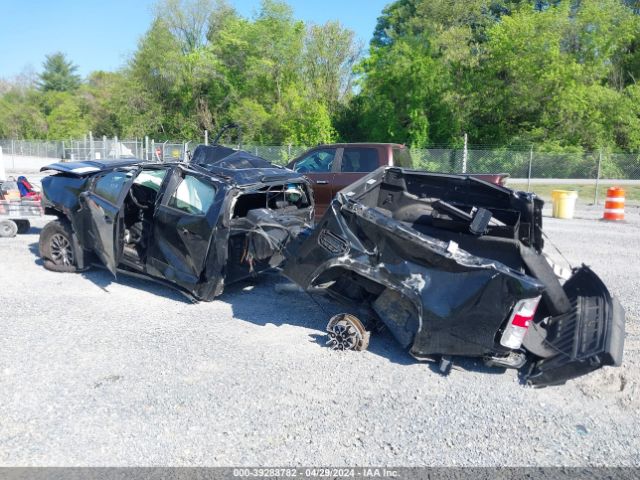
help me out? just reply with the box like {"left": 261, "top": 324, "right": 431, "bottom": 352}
{"left": 445, "top": 357, "right": 507, "bottom": 376}
{"left": 307, "top": 331, "right": 416, "bottom": 366}
{"left": 81, "top": 268, "right": 193, "bottom": 303}
{"left": 26, "top": 241, "right": 191, "bottom": 303}
{"left": 22, "top": 241, "right": 524, "bottom": 377}
{"left": 223, "top": 272, "right": 512, "bottom": 373}
{"left": 27, "top": 241, "right": 43, "bottom": 266}
{"left": 221, "top": 272, "right": 420, "bottom": 367}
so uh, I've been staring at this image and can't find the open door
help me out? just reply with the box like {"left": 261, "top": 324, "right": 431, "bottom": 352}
{"left": 82, "top": 168, "right": 138, "bottom": 275}
{"left": 146, "top": 168, "right": 221, "bottom": 294}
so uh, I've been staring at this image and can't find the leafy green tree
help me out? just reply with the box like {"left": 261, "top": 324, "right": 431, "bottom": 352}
{"left": 344, "top": 23, "right": 459, "bottom": 146}
{"left": 303, "top": 21, "right": 362, "bottom": 112}
{"left": 155, "top": 0, "right": 213, "bottom": 53}
{"left": 45, "top": 93, "right": 89, "bottom": 139}
{"left": 278, "top": 87, "right": 336, "bottom": 145}
{"left": 0, "top": 88, "right": 47, "bottom": 138}
{"left": 246, "top": 1, "right": 305, "bottom": 106}
{"left": 344, "top": 0, "right": 640, "bottom": 152}
{"left": 37, "top": 52, "right": 81, "bottom": 92}
{"left": 473, "top": 0, "right": 640, "bottom": 150}
{"left": 6, "top": 0, "right": 640, "bottom": 154}
{"left": 131, "top": 18, "right": 183, "bottom": 101}
{"left": 209, "top": 0, "right": 340, "bottom": 143}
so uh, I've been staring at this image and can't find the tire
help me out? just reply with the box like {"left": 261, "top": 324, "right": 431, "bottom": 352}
{"left": 15, "top": 219, "right": 30, "bottom": 234}
{"left": 0, "top": 220, "right": 18, "bottom": 238}
{"left": 39, "top": 219, "right": 80, "bottom": 273}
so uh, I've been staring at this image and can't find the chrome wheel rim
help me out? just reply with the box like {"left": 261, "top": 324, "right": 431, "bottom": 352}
{"left": 326, "top": 313, "right": 370, "bottom": 351}
{"left": 327, "top": 323, "right": 358, "bottom": 351}
{"left": 50, "top": 233, "right": 74, "bottom": 266}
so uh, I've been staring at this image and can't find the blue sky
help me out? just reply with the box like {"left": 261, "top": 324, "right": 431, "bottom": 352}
{"left": 0, "top": 0, "right": 390, "bottom": 79}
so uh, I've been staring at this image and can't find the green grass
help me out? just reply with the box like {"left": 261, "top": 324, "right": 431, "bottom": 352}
{"left": 507, "top": 182, "right": 640, "bottom": 205}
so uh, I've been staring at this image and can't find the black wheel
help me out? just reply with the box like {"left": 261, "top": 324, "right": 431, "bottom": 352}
{"left": 0, "top": 219, "right": 18, "bottom": 238}
{"left": 15, "top": 219, "right": 30, "bottom": 234}
{"left": 39, "top": 219, "right": 79, "bottom": 272}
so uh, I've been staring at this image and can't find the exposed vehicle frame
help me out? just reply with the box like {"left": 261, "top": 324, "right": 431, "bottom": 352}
{"left": 283, "top": 167, "right": 625, "bottom": 387}
{"left": 39, "top": 147, "right": 313, "bottom": 301}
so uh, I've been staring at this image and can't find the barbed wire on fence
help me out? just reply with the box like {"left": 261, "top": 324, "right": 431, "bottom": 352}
{"left": 1, "top": 137, "right": 639, "bottom": 181}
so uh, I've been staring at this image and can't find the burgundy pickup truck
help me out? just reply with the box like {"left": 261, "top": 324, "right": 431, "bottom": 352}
{"left": 286, "top": 143, "right": 508, "bottom": 218}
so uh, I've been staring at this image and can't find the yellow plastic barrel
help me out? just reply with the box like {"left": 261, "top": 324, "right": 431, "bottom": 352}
{"left": 551, "top": 190, "right": 578, "bottom": 219}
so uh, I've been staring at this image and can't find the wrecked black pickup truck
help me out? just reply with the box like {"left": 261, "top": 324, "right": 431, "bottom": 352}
{"left": 38, "top": 145, "right": 313, "bottom": 300}
{"left": 283, "top": 167, "right": 625, "bottom": 386}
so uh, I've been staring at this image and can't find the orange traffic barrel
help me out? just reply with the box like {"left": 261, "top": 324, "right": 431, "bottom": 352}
{"left": 603, "top": 187, "right": 625, "bottom": 221}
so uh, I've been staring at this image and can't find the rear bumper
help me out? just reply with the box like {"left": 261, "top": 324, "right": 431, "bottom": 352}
{"left": 524, "top": 266, "right": 625, "bottom": 387}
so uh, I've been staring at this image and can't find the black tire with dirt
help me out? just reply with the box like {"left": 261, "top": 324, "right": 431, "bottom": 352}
{"left": 0, "top": 219, "right": 18, "bottom": 238}
{"left": 15, "top": 219, "right": 30, "bottom": 234}
{"left": 39, "top": 219, "right": 80, "bottom": 273}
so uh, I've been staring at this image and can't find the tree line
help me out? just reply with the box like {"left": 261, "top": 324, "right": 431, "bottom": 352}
{"left": 1, "top": 0, "right": 640, "bottom": 154}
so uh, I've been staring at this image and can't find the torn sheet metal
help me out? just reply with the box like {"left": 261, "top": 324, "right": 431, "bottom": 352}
{"left": 284, "top": 167, "right": 625, "bottom": 386}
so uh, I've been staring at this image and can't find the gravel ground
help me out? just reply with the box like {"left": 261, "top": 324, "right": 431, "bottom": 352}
{"left": 0, "top": 200, "right": 638, "bottom": 466}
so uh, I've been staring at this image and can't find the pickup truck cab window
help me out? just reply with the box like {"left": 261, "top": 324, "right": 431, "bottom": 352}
{"left": 340, "top": 147, "right": 378, "bottom": 172}
{"left": 293, "top": 148, "right": 337, "bottom": 173}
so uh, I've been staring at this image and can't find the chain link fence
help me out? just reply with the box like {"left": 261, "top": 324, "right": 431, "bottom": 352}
{"left": 0, "top": 139, "right": 63, "bottom": 159}
{"left": 409, "top": 147, "right": 640, "bottom": 180}
{"left": 411, "top": 147, "right": 640, "bottom": 205}
{"left": 1, "top": 138, "right": 639, "bottom": 204}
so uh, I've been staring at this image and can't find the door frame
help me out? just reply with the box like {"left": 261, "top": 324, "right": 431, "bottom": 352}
{"left": 145, "top": 166, "right": 225, "bottom": 292}
{"left": 83, "top": 167, "right": 140, "bottom": 275}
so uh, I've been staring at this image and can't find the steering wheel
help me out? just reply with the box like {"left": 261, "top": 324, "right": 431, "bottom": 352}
{"left": 128, "top": 187, "right": 149, "bottom": 210}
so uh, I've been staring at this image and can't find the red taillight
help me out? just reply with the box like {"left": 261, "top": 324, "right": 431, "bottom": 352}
{"left": 500, "top": 296, "right": 541, "bottom": 349}
{"left": 511, "top": 313, "right": 532, "bottom": 328}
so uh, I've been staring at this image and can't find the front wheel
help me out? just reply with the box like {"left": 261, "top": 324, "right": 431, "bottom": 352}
{"left": 39, "top": 219, "right": 80, "bottom": 272}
